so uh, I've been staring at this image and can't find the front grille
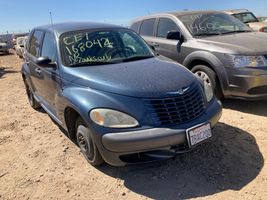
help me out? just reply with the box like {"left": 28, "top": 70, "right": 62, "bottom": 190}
{"left": 145, "top": 82, "right": 205, "bottom": 127}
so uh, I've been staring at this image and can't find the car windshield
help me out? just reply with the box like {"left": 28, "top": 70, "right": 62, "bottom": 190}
{"left": 61, "top": 29, "right": 154, "bottom": 67}
{"left": 178, "top": 12, "right": 252, "bottom": 37}
{"left": 233, "top": 12, "right": 259, "bottom": 23}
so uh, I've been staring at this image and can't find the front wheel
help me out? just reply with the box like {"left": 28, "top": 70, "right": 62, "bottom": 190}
{"left": 76, "top": 118, "right": 104, "bottom": 166}
{"left": 191, "top": 65, "right": 223, "bottom": 99}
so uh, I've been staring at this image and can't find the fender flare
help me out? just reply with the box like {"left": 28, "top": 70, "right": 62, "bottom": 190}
{"left": 183, "top": 51, "right": 229, "bottom": 92}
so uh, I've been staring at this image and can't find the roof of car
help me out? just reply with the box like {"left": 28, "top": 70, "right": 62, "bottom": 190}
{"left": 169, "top": 10, "right": 223, "bottom": 17}
{"left": 34, "top": 22, "right": 126, "bottom": 36}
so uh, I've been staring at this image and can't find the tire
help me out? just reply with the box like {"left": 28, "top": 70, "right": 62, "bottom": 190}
{"left": 76, "top": 117, "right": 104, "bottom": 166}
{"left": 23, "top": 78, "right": 41, "bottom": 109}
{"left": 191, "top": 65, "right": 223, "bottom": 99}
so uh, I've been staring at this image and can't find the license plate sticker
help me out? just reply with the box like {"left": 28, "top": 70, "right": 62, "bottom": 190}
{"left": 186, "top": 123, "right": 212, "bottom": 147}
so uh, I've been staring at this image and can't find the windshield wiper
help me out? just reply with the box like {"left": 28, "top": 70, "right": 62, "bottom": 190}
{"left": 221, "top": 30, "right": 252, "bottom": 35}
{"left": 68, "top": 61, "right": 115, "bottom": 67}
{"left": 222, "top": 30, "right": 252, "bottom": 35}
{"left": 193, "top": 33, "right": 222, "bottom": 37}
{"left": 121, "top": 55, "right": 154, "bottom": 62}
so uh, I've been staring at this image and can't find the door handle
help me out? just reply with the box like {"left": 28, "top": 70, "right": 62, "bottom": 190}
{"left": 152, "top": 42, "right": 159, "bottom": 47}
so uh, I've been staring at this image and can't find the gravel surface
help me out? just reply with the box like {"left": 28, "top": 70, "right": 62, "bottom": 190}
{"left": 0, "top": 51, "right": 267, "bottom": 200}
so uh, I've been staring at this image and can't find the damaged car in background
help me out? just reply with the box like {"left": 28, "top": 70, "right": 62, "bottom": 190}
{"left": 225, "top": 9, "right": 267, "bottom": 32}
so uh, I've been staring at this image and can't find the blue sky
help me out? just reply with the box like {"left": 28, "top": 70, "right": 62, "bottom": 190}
{"left": 1, "top": 0, "right": 267, "bottom": 33}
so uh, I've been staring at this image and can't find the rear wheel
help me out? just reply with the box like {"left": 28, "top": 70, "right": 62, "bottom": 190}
{"left": 191, "top": 65, "right": 223, "bottom": 99}
{"left": 76, "top": 117, "right": 104, "bottom": 166}
{"left": 23, "top": 78, "right": 41, "bottom": 109}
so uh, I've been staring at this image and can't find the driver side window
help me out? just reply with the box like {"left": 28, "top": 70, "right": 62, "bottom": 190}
{"left": 41, "top": 32, "right": 57, "bottom": 62}
{"left": 157, "top": 18, "right": 179, "bottom": 38}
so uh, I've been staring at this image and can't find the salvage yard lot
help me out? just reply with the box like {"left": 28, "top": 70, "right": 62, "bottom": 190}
{"left": 0, "top": 51, "right": 267, "bottom": 200}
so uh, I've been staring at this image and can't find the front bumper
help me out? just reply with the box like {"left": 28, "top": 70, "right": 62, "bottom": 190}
{"left": 224, "top": 67, "right": 267, "bottom": 100}
{"left": 96, "top": 98, "right": 222, "bottom": 166}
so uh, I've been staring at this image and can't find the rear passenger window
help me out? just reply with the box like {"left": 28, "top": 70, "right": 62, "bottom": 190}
{"left": 29, "top": 30, "right": 44, "bottom": 57}
{"left": 140, "top": 19, "right": 156, "bottom": 36}
{"left": 157, "top": 18, "right": 179, "bottom": 38}
{"left": 41, "top": 32, "right": 57, "bottom": 62}
{"left": 131, "top": 21, "right": 142, "bottom": 33}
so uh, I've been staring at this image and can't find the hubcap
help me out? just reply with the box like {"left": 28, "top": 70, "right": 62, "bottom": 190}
{"left": 195, "top": 71, "right": 211, "bottom": 86}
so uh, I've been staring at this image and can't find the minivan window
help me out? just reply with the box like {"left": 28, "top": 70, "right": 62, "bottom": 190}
{"left": 29, "top": 30, "right": 44, "bottom": 57}
{"left": 131, "top": 21, "right": 142, "bottom": 33}
{"left": 41, "top": 32, "right": 57, "bottom": 62}
{"left": 178, "top": 13, "right": 252, "bottom": 36}
{"left": 140, "top": 18, "right": 156, "bottom": 36}
{"left": 61, "top": 29, "right": 154, "bottom": 67}
{"left": 157, "top": 18, "right": 179, "bottom": 38}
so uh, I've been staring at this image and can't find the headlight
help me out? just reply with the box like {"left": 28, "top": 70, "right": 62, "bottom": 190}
{"left": 204, "top": 82, "right": 214, "bottom": 102}
{"left": 90, "top": 109, "right": 139, "bottom": 128}
{"left": 226, "top": 54, "right": 267, "bottom": 68}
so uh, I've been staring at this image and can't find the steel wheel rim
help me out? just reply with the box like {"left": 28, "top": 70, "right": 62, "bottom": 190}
{"left": 195, "top": 71, "right": 212, "bottom": 86}
{"left": 77, "top": 133, "right": 90, "bottom": 153}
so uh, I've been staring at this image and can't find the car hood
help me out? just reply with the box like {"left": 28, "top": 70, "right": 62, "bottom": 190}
{"left": 0, "top": 43, "right": 7, "bottom": 46}
{"left": 197, "top": 32, "right": 267, "bottom": 54}
{"left": 64, "top": 57, "right": 197, "bottom": 98}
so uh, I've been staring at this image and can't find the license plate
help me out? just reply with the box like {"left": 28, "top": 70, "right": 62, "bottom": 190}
{"left": 186, "top": 123, "right": 212, "bottom": 147}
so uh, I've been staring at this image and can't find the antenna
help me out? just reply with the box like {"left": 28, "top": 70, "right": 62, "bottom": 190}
{"left": 49, "top": 11, "right": 55, "bottom": 30}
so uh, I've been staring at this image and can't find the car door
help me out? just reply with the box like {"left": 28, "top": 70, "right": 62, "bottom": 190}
{"left": 153, "top": 18, "right": 183, "bottom": 63}
{"left": 38, "top": 31, "right": 61, "bottom": 117}
{"left": 26, "top": 30, "right": 45, "bottom": 101}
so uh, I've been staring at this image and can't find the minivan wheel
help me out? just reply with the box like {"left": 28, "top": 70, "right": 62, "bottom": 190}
{"left": 191, "top": 65, "right": 223, "bottom": 99}
{"left": 76, "top": 117, "right": 104, "bottom": 166}
{"left": 23, "top": 79, "right": 41, "bottom": 109}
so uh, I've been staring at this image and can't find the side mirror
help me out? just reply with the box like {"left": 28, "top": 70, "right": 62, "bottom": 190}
{"left": 166, "top": 31, "right": 183, "bottom": 41}
{"left": 167, "top": 31, "right": 184, "bottom": 53}
{"left": 36, "top": 56, "right": 56, "bottom": 68}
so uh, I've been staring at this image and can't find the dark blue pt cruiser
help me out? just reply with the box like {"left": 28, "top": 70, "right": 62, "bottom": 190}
{"left": 21, "top": 22, "right": 222, "bottom": 166}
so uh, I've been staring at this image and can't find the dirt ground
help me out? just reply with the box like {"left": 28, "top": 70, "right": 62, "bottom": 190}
{"left": 0, "top": 51, "right": 267, "bottom": 200}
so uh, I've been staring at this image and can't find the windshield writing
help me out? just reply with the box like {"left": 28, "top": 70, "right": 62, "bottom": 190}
{"left": 179, "top": 13, "right": 252, "bottom": 36}
{"left": 61, "top": 30, "right": 153, "bottom": 66}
